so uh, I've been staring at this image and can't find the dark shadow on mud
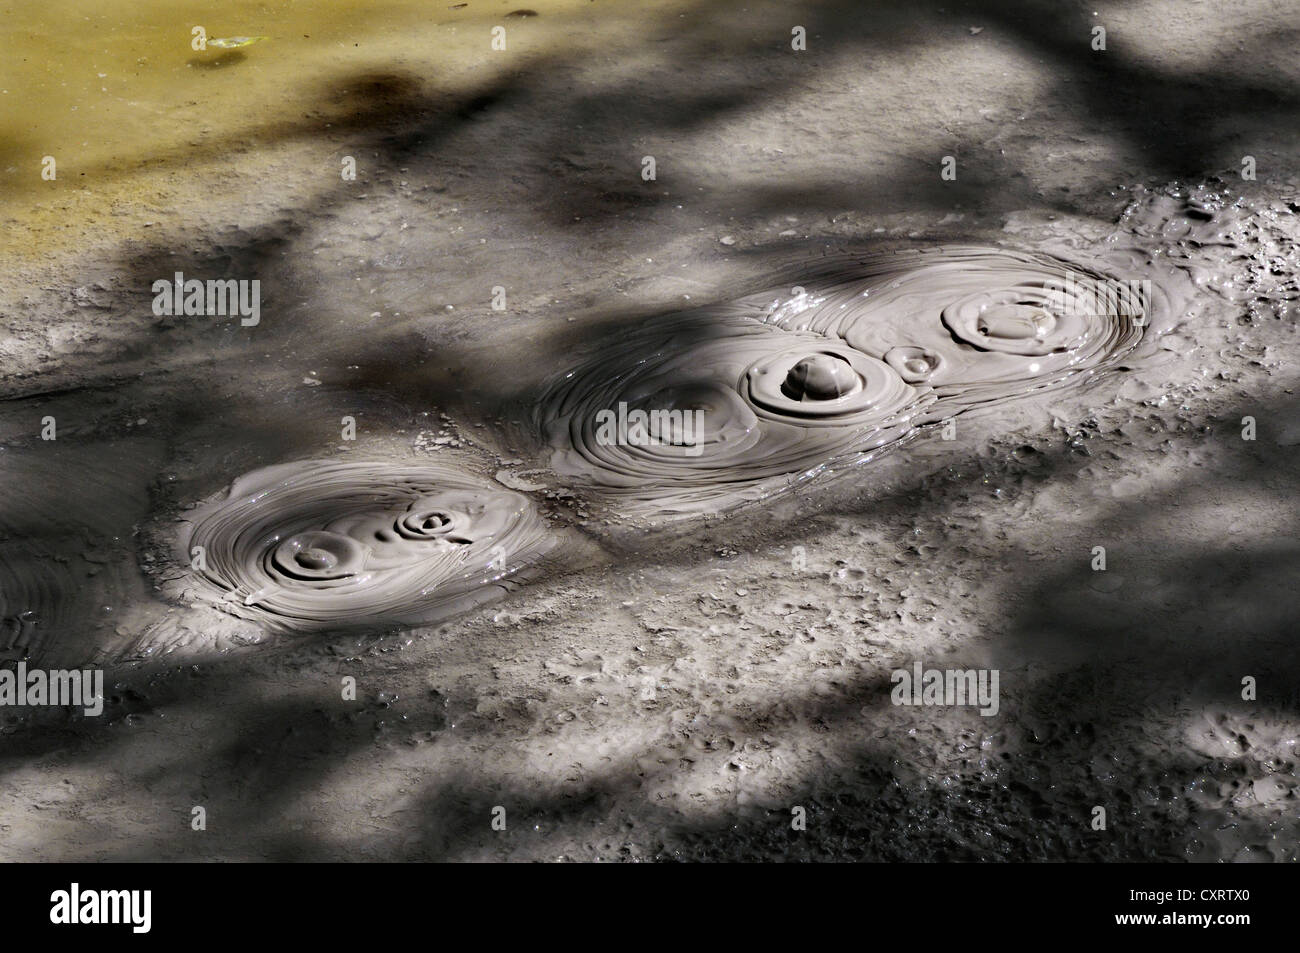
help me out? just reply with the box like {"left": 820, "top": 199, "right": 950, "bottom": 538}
{"left": 16, "top": 0, "right": 1292, "bottom": 407}
{"left": 4, "top": 0, "right": 1299, "bottom": 860}
{"left": 187, "top": 52, "right": 248, "bottom": 70}
{"left": 4, "top": 386, "right": 1294, "bottom": 861}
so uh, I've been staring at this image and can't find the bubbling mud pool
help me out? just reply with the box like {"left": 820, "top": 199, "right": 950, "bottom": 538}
{"left": 167, "top": 247, "right": 1171, "bottom": 634}
{"left": 175, "top": 460, "right": 557, "bottom": 632}
{"left": 537, "top": 245, "right": 1175, "bottom": 516}
{"left": 2, "top": 186, "right": 1281, "bottom": 663}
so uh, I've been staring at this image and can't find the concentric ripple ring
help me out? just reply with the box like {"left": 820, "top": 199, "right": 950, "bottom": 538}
{"left": 178, "top": 460, "right": 557, "bottom": 631}
{"left": 536, "top": 244, "right": 1163, "bottom": 516}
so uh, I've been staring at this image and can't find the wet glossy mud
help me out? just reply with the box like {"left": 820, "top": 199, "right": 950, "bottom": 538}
{"left": 538, "top": 245, "right": 1172, "bottom": 515}
{"left": 176, "top": 459, "right": 557, "bottom": 632}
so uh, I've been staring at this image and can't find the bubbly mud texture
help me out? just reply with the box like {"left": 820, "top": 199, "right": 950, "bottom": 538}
{"left": 176, "top": 460, "right": 556, "bottom": 632}
{"left": 539, "top": 245, "right": 1170, "bottom": 516}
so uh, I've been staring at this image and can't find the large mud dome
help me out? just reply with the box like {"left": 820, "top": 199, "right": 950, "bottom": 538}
{"left": 0, "top": 0, "right": 1298, "bottom": 868}
{"left": 538, "top": 245, "right": 1181, "bottom": 516}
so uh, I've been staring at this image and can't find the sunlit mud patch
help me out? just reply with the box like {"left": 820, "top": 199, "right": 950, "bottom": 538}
{"left": 539, "top": 245, "right": 1165, "bottom": 516}
{"left": 174, "top": 460, "right": 557, "bottom": 632}
{"left": 1182, "top": 708, "right": 1300, "bottom": 862}
{"left": 1117, "top": 180, "right": 1300, "bottom": 324}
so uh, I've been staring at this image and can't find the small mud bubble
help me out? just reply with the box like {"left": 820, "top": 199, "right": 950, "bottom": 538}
{"left": 975, "top": 304, "right": 1056, "bottom": 340}
{"left": 884, "top": 345, "right": 944, "bottom": 383}
{"left": 274, "top": 532, "right": 366, "bottom": 581}
{"left": 296, "top": 550, "right": 333, "bottom": 571}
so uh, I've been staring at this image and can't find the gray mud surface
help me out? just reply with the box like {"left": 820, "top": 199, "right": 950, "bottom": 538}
{"left": 1, "top": 0, "right": 1298, "bottom": 861}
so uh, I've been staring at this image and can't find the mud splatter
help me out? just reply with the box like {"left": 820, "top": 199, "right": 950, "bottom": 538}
{"left": 1117, "top": 181, "right": 1300, "bottom": 323}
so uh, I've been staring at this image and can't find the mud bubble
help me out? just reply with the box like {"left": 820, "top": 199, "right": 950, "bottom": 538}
{"left": 177, "top": 459, "right": 557, "bottom": 632}
{"left": 537, "top": 245, "right": 1162, "bottom": 516}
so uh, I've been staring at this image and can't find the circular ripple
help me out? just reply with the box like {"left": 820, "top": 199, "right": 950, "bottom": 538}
{"left": 883, "top": 346, "right": 945, "bottom": 383}
{"left": 269, "top": 530, "right": 368, "bottom": 582}
{"left": 180, "top": 460, "right": 556, "bottom": 631}
{"left": 742, "top": 345, "right": 913, "bottom": 425}
{"left": 539, "top": 245, "right": 1155, "bottom": 516}
{"left": 746, "top": 245, "right": 1154, "bottom": 422}
{"left": 941, "top": 286, "right": 1086, "bottom": 355}
{"left": 537, "top": 316, "right": 923, "bottom": 513}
